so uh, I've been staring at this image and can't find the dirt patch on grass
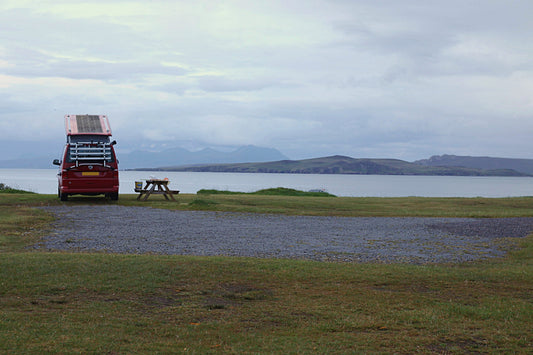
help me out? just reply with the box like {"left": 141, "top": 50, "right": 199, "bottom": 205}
{"left": 427, "top": 336, "right": 488, "bottom": 354}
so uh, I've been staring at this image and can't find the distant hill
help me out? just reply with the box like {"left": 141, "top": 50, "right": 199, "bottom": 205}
{"left": 414, "top": 155, "right": 533, "bottom": 175}
{"left": 142, "top": 155, "right": 530, "bottom": 176}
{"left": 119, "top": 145, "right": 288, "bottom": 169}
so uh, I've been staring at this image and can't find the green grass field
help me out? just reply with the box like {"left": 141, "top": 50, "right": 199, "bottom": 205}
{"left": 1, "top": 192, "right": 532, "bottom": 353}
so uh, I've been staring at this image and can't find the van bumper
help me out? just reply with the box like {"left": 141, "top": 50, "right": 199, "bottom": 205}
{"left": 60, "top": 185, "right": 119, "bottom": 194}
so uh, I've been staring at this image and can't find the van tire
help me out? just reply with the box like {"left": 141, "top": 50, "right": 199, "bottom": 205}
{"left": 60, "top": 191, "right": 68, "bottom": 201}
{"left": 109, "top": 192, "right": 119, "bottom": 201}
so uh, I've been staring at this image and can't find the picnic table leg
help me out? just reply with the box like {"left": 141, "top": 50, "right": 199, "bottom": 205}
{"left": 142, "top": 182, "right": 156, "bottom": 201}
{"left": 137, "top": 182, "right": 146, "bottom": 200}
{"left": 162, "top": 184, "right": 176, "bottom": 201}
{"left": 137, "top": 181, "right": 149, "bottom": 200}
{"left": 158, "top": 184, "right": 169, "bottom": 200}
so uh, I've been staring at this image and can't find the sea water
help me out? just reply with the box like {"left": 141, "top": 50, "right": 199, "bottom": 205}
{"left": 1, "top": 169, "right": 532, "bottom": 197}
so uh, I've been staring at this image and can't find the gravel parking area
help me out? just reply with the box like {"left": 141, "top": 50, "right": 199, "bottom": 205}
{"left": 36, "top": 205, "right": 533, "bottom": 263}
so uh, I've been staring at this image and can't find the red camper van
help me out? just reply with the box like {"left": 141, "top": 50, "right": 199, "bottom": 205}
{"left": 53, "top": 114, "right": 119, "bottom": 201}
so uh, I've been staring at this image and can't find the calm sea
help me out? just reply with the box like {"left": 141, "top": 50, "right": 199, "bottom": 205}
{"left": 1, "top": 168, "right": 532, "bottom": 198}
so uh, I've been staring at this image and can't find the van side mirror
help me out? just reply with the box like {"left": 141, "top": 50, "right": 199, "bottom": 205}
{"left": 53, "top": 159, "right": 61, "bottom": 166}
{"left": 111, "top": 140, "right": 117, "bottom": 146}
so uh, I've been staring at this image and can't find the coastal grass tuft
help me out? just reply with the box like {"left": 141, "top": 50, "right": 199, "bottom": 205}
{"left": 197, "top": 187, "right": 336, "bottom": 197}
{"left": 0, "top": 193, "right": 532, "bottom": 353}
{"left": 252, "top": 187, "right": 336, "bottom": 197}
{"left": 0, "top": 183, "right": 35, "bottom": 194}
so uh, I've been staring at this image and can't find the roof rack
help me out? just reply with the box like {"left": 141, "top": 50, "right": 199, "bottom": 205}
{"left": 68, "top": 141, "right": 113, "bottom": 168}
{"left": 65, "top": 114, "right": 112, "bottom": 136}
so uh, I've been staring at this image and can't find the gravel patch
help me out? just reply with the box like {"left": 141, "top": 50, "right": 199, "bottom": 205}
{"left": 35, "top": 205, "right": 533, "bottom": 263}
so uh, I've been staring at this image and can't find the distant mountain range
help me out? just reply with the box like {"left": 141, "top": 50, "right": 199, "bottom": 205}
{"left": 0, "top": 145, "right": 288, "bottom": 169}
{"left": 139, "top": 155, "right": 532, "bottom": 176}
{"left": 1, "top": 147, "right": 532, "bottom": 176}
{"left": 119, "top": 145, "right": 288, "bottom": 169}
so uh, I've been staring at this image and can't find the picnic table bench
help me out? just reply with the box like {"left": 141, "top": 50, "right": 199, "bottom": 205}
{"left": 135, "top": 179, "right": 179, "bottom": 201}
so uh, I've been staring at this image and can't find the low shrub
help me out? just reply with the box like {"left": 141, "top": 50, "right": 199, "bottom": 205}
{"left": 0, "top": 183, "right": 33, "bottom": 194}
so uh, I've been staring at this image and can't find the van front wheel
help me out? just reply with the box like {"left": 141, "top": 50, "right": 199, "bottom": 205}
{"left": 59, "top": 191, "right": 68, "bottom": 201}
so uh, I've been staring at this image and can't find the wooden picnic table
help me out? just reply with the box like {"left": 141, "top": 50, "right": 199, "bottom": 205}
{"left": 135, "top": 179, "right": 179, "bottom": 201}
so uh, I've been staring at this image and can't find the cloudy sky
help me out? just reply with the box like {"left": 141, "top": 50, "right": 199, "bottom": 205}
{"left": 1, "top": 0, "right": 532, "bottom": 161}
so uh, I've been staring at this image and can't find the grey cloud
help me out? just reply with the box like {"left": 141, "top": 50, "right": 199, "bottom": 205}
{"left": 4, "top": 56, "right": 187, "bottom": 81}
{"left": 0, "top": 7, "right": 152, "bottom": 61}
{"left": 332, "top": 0, "right": 533, "bottom": 81}
{"left": 152, "top": 82, "right": 189, "bottom": 96}
{"left": 1, "top": 1, "right": 532, "bottom": 161}
{"left": 195, "top": 75, "right": 277, "bottom": 92}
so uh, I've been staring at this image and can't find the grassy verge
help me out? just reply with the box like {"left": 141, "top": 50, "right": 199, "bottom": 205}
{"left": 119, "top": 193, "right": 533, "bottom": 217}
{"left": 2, "top": 249, "right": 531, "bottom": 354}
{"left": 0, "top": 193, "right": 532, "bottom": 353}
{"left": 7, "top": 190, "right": 533, "bottom": 217}
{"left": 0, "top": 194, "right": 55, "bottom": 252}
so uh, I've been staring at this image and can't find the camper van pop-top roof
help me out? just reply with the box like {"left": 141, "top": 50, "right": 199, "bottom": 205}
{"left": 65, "top": 114, "right": 112, "bottom": 136}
